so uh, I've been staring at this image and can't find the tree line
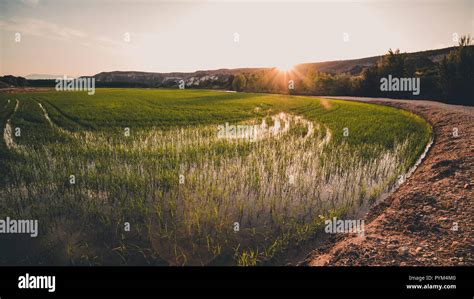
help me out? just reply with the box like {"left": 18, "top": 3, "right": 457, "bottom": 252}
{"left": 2, "top": 36, "right": 472, "bottom": 106}
{"left": 231, "top": 36, "right": 473, "bottom": 106}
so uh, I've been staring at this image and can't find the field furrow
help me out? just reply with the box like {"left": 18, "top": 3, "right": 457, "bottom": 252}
{"left": 0, "top": 89, "right": 432, "bottom": 266}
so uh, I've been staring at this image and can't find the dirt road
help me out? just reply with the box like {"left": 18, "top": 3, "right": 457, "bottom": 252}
{"left": 304, "top": 97, "right": 473, "bottom": 266}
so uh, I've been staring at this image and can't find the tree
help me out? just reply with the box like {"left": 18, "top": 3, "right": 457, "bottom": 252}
{"left": 377, "top": 48, "right": 406, "bottom": 78}
{"left": 232, "top": 74, "right": 247, "bottom": 92}
{"left": 0, "top": 75, "right": 27, "bottom": 87}
{"left": 437, "top": 35, "right": 474, "bottom": 105}
{"left": 359, "top": 67, "right": 380, "bottom": 97}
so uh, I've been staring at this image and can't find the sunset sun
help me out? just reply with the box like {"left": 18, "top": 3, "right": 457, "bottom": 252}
{"left": 276, "top": 62, "right": 295, "bottom": 72}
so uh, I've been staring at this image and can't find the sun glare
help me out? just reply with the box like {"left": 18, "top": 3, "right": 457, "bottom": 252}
{"left": 276, "top": 62, "right": 295, "bottom": 73}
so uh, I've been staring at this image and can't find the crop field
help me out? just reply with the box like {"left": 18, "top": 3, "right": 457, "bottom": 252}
{"left": 0, "top": 89, "right": 431, "bottom": 265}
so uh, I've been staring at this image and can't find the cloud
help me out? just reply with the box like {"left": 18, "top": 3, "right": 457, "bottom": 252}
{"left": 19, "top": 0, "right": 40, "bottom": 6}
{"left": 0, "top": 17, "right": 87, "bottom": 41}
{"left": 95, "top": 35, "right": 125, "bottom": 48}
{"left": 0, "top": 17, "right": 127, "bottom": 52}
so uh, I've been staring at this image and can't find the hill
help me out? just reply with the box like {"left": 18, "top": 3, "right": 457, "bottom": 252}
{"left": 91, "top": 47, "right": 458, "bottom": 87}
{"left": 2, "top": 45, "right": 472, "bottom": 105}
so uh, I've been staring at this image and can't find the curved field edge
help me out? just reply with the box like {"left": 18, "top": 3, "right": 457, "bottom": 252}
{"left": 0, "top": 90, "right": 432, "bottom": 265}
{"left": 1, "top": 89, "right": 432, "bottom": 149}
{"left": 304, "top": 97, "right": 472, "bottom": 266}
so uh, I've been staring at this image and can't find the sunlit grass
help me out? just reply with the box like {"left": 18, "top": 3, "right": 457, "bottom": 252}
{"left": 0, "top": 89, "right": 431, "bottom": 265}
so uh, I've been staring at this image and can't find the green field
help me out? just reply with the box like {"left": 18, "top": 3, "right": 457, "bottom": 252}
{"left": 0, "top": 89, "right": 431, "bottom": 265}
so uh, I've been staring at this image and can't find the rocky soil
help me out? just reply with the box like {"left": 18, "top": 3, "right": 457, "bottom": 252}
{"left": 304, "top": 97, "right": 473, "bottom": 266}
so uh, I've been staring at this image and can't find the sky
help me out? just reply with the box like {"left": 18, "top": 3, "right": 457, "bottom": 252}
{"left": 0, "top": 0, "right": 473, "bottom": 77}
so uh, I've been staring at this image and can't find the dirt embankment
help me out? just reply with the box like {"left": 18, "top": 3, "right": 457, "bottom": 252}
{"left": 304, "top": 97, "right": 473, "bottom": 266}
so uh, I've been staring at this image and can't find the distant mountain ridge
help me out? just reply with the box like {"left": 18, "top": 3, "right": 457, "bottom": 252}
{"left": 25, "top": 74, "right": 74, "bottom": 80}
{"left": 92, "top": 46, "right": 459, "bottom": 87}
{"left": 295, "top": 46, "right": 455, "bottom": 75}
